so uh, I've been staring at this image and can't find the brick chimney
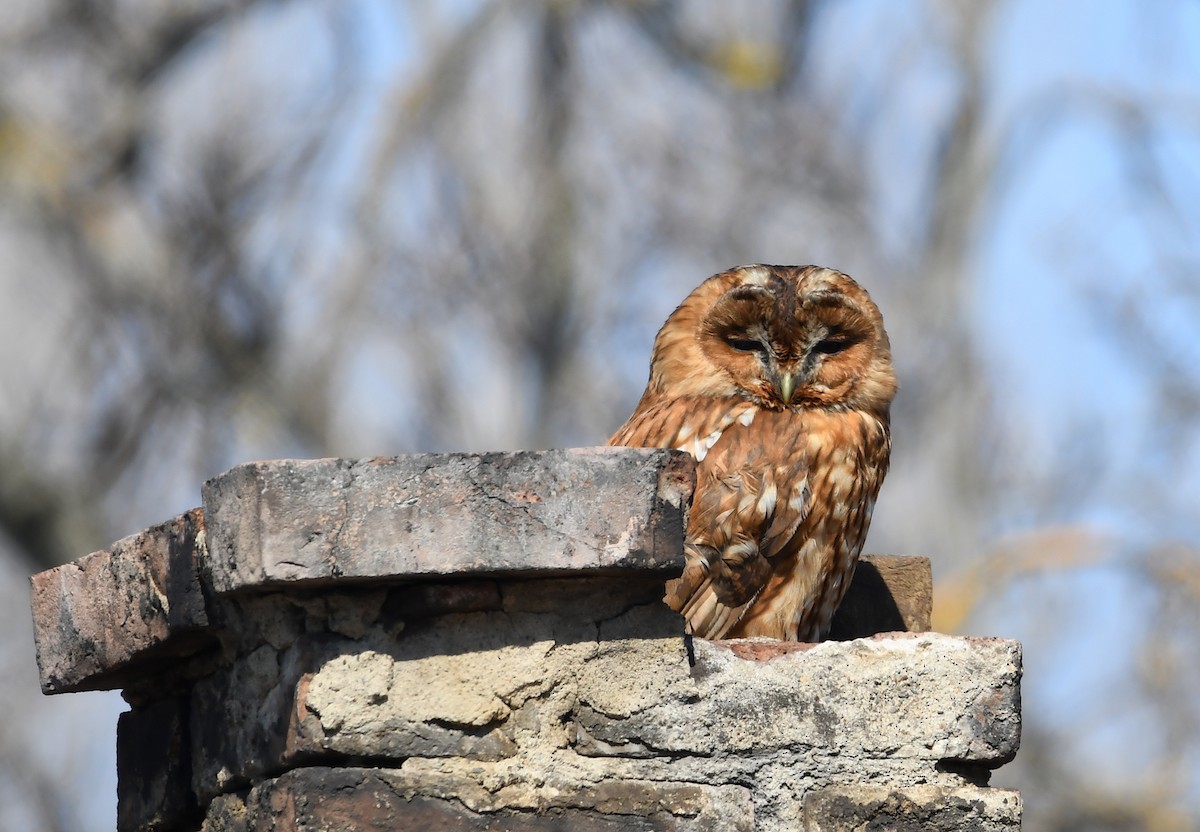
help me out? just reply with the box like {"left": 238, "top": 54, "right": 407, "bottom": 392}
{"left": 30, "top": 448, "right": 1021, "bottom": 831}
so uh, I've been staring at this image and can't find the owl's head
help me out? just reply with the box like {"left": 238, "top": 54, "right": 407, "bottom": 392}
{"left": 645, "top": 265, "right": 897, "bottom": 415}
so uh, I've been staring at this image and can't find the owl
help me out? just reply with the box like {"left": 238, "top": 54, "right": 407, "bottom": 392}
{"left": 609, "top": 264, "right": 897, "bottom": 641}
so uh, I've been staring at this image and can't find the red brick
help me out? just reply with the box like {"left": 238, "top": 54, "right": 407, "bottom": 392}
{"left": 30, "top": 508, "right": 209, "bottom": 694}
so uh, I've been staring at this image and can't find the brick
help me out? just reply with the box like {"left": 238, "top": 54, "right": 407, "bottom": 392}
{"left": 800, "top": 785, "right": 1022, "bottom": 831}
{"left": 575, "top": 633, "right": 1022, "bottom": 766}
{"left": 229, "top": 767, "right": 753, "bottom": 831}
{"left": 828, "top": 555, "right": 932, "bottom": 639}
{"left": 189, "top": 591, "right": 686, "bottom": 801}
{"left": 30, "top": 508, "right": 210, "bottom": 694}
{"left": 201, "top": 449, "right": 694, "bottom": 593}
{"left": 117, "top": 695, "right": 197, "bottom": 832}
{"left": 189, "top": 641, "right": 301, "bottom": 798}
{"left": 199, "top": 794, "right": 248, "bottom": 832}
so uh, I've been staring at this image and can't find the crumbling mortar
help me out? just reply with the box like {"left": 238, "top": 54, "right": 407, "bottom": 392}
{"left": 593, "top": 599, "right": 678, "bottom": 633}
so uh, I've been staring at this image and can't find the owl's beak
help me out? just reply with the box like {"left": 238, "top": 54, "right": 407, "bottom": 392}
{"left": 777, "top": 372, "right": 797, "bottom": 405}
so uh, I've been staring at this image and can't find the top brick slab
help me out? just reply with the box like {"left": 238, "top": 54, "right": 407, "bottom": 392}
{"left": 30, "top": 448, "right": 934, "bottom": 696}
{"left": 202, "top": 448, "right": 695, "bottom": 593}
{"left": 30, "top": 449, "right": 693, "bottom": 694}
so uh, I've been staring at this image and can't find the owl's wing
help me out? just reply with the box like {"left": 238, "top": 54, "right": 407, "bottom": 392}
{"left": 611, "top": 398, "right": 811, "bottom": 640}
{"left": 669, "top": 420, "right": 812, "bottom": 639}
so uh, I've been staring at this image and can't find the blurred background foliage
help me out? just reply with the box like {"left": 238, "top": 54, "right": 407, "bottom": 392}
{"left": 3, "top": 0, "right": 1199, "bottom": 829}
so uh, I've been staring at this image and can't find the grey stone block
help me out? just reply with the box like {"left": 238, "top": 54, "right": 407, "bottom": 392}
{"left": 201, "top": 449, "right": 694, "bottom": 593}
{"left": 575, "top": 633, "right": 1022, "bottom": 766}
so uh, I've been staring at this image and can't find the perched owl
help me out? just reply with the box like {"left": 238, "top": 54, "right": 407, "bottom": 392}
{"left": 609, "top": 265, "right": 897, "bottom": 641}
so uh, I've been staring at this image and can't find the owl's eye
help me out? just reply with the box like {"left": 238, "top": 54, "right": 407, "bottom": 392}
{"left": 813, "top": 336, "right": 851, "bottom": 355}
{"left": 727, "top": 338, "right": 767, "bottom": 354}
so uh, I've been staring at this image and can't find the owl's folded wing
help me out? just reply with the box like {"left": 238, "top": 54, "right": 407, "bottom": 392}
{"left": 666, "top": 440, "right": 812, "bottom": 639}
{"left": 608, "top": 396, "right": 813, "bottom": 639}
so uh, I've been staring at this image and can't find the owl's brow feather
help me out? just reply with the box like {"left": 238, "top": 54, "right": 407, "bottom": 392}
{"left": 794, "top": 291, "right": 874, "bottom": 333}
{"left": 799, "top": 288, "right": 858, "bottom": 308}
{"left": 725, "top": 284, "right": 773, "bottom": 303}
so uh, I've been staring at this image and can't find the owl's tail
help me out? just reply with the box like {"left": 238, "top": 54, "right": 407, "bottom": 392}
{"left": 666, "top": 574, "right": 755, "bottom": 640}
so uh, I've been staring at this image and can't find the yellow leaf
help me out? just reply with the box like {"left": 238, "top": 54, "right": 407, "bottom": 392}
{"left": 712, "top": 39, "right": 783, "bottom": 90}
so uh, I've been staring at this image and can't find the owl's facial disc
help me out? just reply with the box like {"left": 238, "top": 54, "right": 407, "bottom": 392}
{"left": 674, "top": 265, "right": 894, "bottom": 413}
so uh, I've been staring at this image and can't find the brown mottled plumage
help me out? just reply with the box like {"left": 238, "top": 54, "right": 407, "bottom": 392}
{"left": 609, "top": 265, "right": 897, "bottom": 641}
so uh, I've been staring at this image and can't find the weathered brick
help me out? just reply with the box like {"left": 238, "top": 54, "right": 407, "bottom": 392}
{"left": 800, "top": 785, "right": 1022, "bottom": 831}
{"left": 117, "top": 695, "right": 197, "bottom": 832}
{"left": 201, "top": 449, "right": 695, "bottom": 593}
{"left": 189, "top": 640, "right": 302, "bottom": 798}
{"left": 30, "top": 508, "right": 209, "bottom": 694}
{"left": 199, "top": 794, "right": 248, "bottom": 832}
{"left": 189, "top": 591, "right": 685, "bottom": 801}
{"left": 828, "top": 555, "right": 932, "bottom": 639}
{"left": 229, "top": 767, "right": 753, "bottom": 832}
{"left": 575, "top": 633, "right": 1022, "bottom": 766}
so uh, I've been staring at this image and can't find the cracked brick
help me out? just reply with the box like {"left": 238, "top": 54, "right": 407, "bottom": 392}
{"left": 201, "top": 449, "right": 693, "bottom": 593}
